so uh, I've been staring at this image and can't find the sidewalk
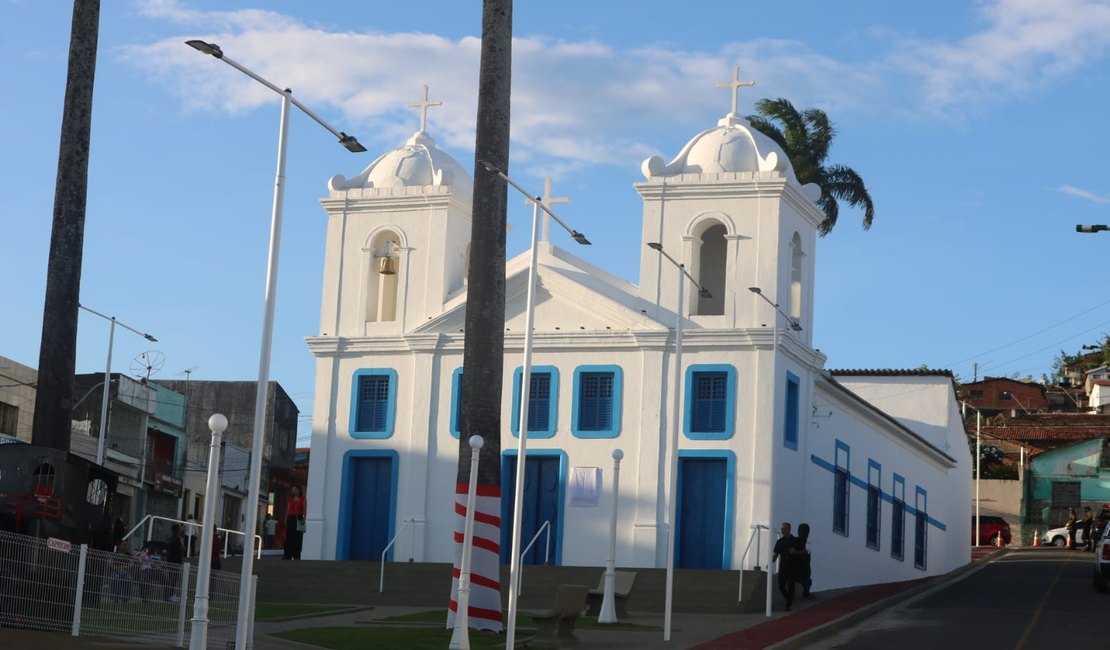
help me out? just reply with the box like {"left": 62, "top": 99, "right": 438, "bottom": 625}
{"left": 249, "top": 547, "right": 1004, "bottom": 650}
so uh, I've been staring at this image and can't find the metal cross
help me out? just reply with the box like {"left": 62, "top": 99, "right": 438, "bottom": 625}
{"left": 408, "top": 84, "right": 443, "bottom": 133}
{"left": 715, "top": 65, "right": 755, "bottom": 116}
{"left": 526, "top": 177, "right": 570, "bottom": 242}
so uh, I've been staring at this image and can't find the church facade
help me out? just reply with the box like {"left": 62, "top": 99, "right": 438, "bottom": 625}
{"left": 302, "top": 83, "right": 971, "bottom": 600}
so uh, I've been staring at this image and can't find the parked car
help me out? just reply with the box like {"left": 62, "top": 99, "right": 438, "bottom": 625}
{"left": 1041, "top": 506, "right": 1110, "bottom": 548}
{"left": 1094, "top": 522, "right": 1110, "bottom": 592}
{"left": 972, "top": 516, "right": 1011, "bottom": 546}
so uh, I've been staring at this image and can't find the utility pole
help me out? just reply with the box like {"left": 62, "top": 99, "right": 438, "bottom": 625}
{"left": 32, "top": 0, "right": 101, "bottom": 450}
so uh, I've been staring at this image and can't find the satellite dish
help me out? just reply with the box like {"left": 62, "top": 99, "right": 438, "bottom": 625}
{"left": 130, "top": 351, "right": 166, "bottom": 382}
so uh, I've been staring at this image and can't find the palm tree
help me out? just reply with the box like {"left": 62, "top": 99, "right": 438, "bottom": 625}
{"left": 451, "top": 0, "right": 512, "bottom": 634}
{"left": 33, "top": 0, "right": 102, "bottom": 449}
{"left": 747, "top": 98, "right": 874, "bottom": 236}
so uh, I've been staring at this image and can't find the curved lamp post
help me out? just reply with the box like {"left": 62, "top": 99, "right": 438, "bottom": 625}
{"left": 480, "top": 161, "right": 589, "bottom": 649}
{"left": 78, "top": 304, "right": 156, "bottom": 466}
{"left": 646, "top": 242, "right": 710, "bottom": 641}
{"left": 185, "top": 39, "right": 365, "bottom": 650}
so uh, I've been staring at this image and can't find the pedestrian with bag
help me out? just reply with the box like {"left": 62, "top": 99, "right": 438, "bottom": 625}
{"left": 284, "top": 485, "right": 306, "bottom": 560}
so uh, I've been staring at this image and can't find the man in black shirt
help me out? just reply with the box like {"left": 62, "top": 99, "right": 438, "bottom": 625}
{"left": 772, "top": 522, "right": 796, "bottom": 611}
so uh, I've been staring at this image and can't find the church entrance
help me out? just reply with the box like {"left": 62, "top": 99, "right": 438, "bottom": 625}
{"left": 346, "top": 456, "right": 393, "bottom": 561}
{"left": 500, "top": 453, "right": 562, "bottom": 565}
{"left": 676, "top": 456, "right": 728, "bottom": 569}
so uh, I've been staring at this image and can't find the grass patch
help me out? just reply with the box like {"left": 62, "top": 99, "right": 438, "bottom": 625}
{"left": 255, "top": 603, "right": 355, "bottom": 620}
{"left": 274, "top": 626, "right": 509, "bottom": 649}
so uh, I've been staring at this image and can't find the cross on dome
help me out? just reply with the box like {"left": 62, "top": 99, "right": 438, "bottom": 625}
{"left": 408, "top": 84, "right": 443, "bottom": 133}
{"left": 525, "top": 177, "right": 570, "bottom": 242}
{"left": 715, "top": 65, "right": 755, "bottom": 116}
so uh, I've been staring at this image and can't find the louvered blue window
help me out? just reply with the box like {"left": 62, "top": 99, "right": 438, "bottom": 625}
{"left": 914, "top": 487, "right": 928, "bottom": 570}
{"left": 511, "top": 366, "right": 559, "bottom": 439}
{"left": 833, "top": 440, "right": 850, "bottom": 535}
{"left": 572, "top": 366, "right": 622, "bottom": 438}
{"left": 683, "top": 365, "right": 736, "bottom": 440}
{"left": 784, "top": 373, "right": 800, "bottom": 449}
{"left": 349, "top": 369, "right": 397, "bottom": 439}
{"left": 449, "top": 369, "right": 464, "bottom": 438}
{"left": 891, "top": 474, "right": 906, "bottom": 561}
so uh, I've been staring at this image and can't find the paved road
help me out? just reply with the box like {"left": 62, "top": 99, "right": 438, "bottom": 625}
{"left": 810, "top": 548, "right": 1106, "bottom": 650}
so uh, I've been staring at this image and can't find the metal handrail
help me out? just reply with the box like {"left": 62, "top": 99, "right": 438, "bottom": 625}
{"left": 121, "top": 513, "right": 262, "bottom": 559}
{"left": 517, "top": 520, "right": 552, "bottom": 596}
{"left": 379, "top": 518, "right": 416, "bottom": 593}
{"left": 738, "top": 523, "right": 769, "bottom": 602}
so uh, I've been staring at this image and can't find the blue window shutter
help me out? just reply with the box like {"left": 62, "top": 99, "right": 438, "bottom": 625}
{"left": 357, "top": 375, "right": 390, "bottom": 432}
{"left": 527, "top": 373, "right": 551, "bottom": 432}
{"left": 692, "top": 372, "right": 727, "bottom": 432}
{"left": 579, "top": 372, "right": 613, "bottom": 431}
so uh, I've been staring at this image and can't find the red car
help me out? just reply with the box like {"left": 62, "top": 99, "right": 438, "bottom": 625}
{"left": 972, "top": 516, "right": 1011, "bottom": 546}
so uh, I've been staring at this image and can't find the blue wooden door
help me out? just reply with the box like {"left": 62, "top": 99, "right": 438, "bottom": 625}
{"left": 349, "top": 457, "right": 392, "bottom": 561}
{"left": 501, "top": 456, "right": 560, "bottom": 565}
{"left": 676, "top": 458, "right": 727, "bottom": 569}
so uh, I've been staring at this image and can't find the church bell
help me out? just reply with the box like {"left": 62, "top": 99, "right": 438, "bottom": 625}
{"left": 378, "top": 255, "right": 397, "bottom": 276}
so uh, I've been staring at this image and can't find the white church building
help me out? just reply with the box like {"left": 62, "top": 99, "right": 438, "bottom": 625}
{"left": 302, "top": 81, "right": 972, "bottom": 594}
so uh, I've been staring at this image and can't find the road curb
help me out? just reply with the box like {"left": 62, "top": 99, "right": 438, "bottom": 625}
{"left": 768, "top": 548, "right": 1007, "bottom": 649}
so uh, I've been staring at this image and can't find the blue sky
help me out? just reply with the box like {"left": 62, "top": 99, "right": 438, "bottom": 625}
{"left": 4, "top": 0, "right": 1110, "bottom": 445}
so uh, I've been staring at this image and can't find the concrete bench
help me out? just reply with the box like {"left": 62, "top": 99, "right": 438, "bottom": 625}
{"left": 585, "top": 570, "right": 637, "bottom": 618}
{"left": 524, "top": 583, "right": 590, "bottom": 648}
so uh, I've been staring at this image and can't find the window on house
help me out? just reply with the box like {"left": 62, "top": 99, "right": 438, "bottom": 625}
{"left": 0, "top": 401, "right": 17, "bottom": 435}
{"left": 969, "top": 389, "right": 983, "bottom": 399}
{"left": 685, "top": 365, "right": 736, "bottom": 439}
{"left": 350, "top": 369, "right": 397, "bottom": 438}
{"left": 867, "top": 485, "right": 881, "bottom": 550}
{"left": 891, "top": 498, "right": 905, "bottom": 560}
{"left": 833, "top": 441, "right": 850, "bottom": 536}
{"left": 999, "top": 391, "right": 1012, "bottom": 401}
{"left": 572, "top": 366, "right": 622, "bottom": 438}
{"left": 784, "top": 373, "right": 799, "bottom": 450}
{"left": 450, "top": 369, "right": 464, "bottom": 438}
{"left": 914, "top": 487, "right": 928, "bottom": 570}
{"left": 511, "top": 366, "right": 558, "bottom": 438}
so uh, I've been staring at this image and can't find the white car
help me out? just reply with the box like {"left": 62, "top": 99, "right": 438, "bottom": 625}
{"left": 1094, "top": 522, "right": 1110, "bottom": 592}
{"left": 1041, "top": 525, "right": 1092, "bottom": 548}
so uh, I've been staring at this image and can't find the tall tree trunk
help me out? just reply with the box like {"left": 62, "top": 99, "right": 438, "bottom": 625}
{"left": 449, "top": 0, "right": 511, "bottom": 633}
{"left": 32, "top": 0, "right": 101, "bottom": 451}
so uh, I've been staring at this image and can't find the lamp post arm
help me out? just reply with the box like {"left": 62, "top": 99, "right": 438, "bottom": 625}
{"left": 79, "top": 304, "right": 158, "bottom": 341}
{"left": 482, "top": 162, "right": 589, "bottom": 245}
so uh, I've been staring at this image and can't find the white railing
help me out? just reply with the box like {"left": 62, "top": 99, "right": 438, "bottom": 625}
{"left": 121, "top": 514, "right": 262, "bottom": 560}
{"left": 0, "top": 528, "right": 244, "bottom": 648}
{"left": 737, "top": 523, "right": 770, "bottom": 602}
{"left": 516, "top": 520, "right": 552, "bottom": 596}
{"left": 378, "top": 518, "right": 417, "bottom": 593}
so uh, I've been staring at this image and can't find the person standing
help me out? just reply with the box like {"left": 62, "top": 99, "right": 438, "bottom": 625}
{"left": 264, "top": 514, "right": 277, "bottom": 550}
{"left": 164, "top": 524, "right": 184, "bottom": 602}
{"left": 1065, "top": 509, "right": 1078, "bottom": 550}
{"left": 772, "top": 522, "right": 797, "bottom": 611}
{"left": 1081, "top": 507, "right": 1094, "bottom": 551}
{"left": 284, "top": 486, "right": 306, "bottom": 560}
{"left": 793, "top": 523, "right": 813, "bottom": 599}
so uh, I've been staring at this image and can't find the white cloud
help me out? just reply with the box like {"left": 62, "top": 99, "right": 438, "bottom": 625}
{"left": 123, "top": 0, "right": 1110, "bottom": 170}
{"left": 1059, "top": 184, "right": 1110, "bottom": 203}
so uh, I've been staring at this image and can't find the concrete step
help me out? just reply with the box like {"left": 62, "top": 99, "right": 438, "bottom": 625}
{"left": 222, "top": 558, "right": 784, "bottom": 613}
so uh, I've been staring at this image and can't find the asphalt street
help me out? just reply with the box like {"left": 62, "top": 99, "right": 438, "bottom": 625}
{"left": 809, "top": 548, "right": 1106, "bottom": 650}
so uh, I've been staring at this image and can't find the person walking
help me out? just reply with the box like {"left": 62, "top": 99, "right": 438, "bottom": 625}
{"left": 772, "top": 522, "right": 797, "bottom": 611}
{"left": 284, "top": 486, "right": 306, "bottom": 560}
{"left": 1065, "top": 509, "right": 1078, "bottom": 550}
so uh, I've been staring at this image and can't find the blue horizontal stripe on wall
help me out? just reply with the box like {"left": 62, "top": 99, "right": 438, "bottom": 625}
{"left": 810, "top": 454, "right": 946, "bottom": 532}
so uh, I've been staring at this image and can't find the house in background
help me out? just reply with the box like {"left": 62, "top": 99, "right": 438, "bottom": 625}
{"left": 0, "top": 356, "right": 36, "bottom": 443}
{"left": 959, "top": 377, "right": 1047, "bottom": 416}
{"left": 1027, "top": 436, "right": 1110, "bottom": 528}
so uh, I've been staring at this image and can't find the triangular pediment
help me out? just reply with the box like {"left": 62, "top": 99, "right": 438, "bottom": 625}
{"left": 414, "top": 244, "right": 667, "bottom": 335}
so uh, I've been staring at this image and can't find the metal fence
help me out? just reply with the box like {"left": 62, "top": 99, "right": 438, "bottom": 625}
{"left": 0, "top": 529, "right": 250, "bottom": 648}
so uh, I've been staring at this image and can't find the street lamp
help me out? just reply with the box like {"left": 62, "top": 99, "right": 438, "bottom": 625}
{"left": 961, "top": 402, "right": 983, "bottom": 546}
{"left": 185, "top": 39, "right": 366, "bottom": 650}
{"left": 1076, "top": 224, "right": 1109, "bottom": 233}
{"left": 78, "top": 304, "right": 157, "bottom": 466}
{"left": 190, "top": 413, "right": 227, "bottom": 650}
{"left": 480, "top": 161, "right": 590, "bottom": 649}
{"left": 645, "top": 241, "right": 710, "bottom": 641}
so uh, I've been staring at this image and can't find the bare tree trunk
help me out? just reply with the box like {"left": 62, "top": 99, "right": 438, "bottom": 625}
{"left": 449, "top": 0, "right": 511, "bottom": 633}
{"left": 32, "top": 0, "right": 101, "bottom": 451}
